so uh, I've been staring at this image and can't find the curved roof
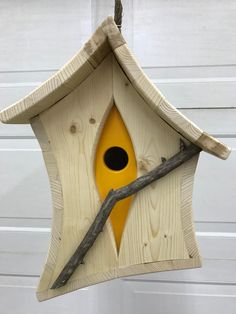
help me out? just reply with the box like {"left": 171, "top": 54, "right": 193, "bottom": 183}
{"left": 0, "top": 17, "right": 230, "bottom": 160}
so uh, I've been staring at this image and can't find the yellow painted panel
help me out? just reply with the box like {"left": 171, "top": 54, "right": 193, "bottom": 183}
{"left": 95, "top": 106, "right": 137, "bottom": 249}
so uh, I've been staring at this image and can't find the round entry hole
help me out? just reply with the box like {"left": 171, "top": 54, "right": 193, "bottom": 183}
{"left": 104, "top": 146, "right": 128, "bottom": 171}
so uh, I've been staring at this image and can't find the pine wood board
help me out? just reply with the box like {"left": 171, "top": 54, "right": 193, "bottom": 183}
{"left": 180, "top": 155, "right": 200, "bottom": 259}
{"left": 34, "top": 54, "right": 117, "bottom": 301}
{"left": 113, "top": 56, "right": 191, "bottom": 266}
{"left": 0, "top": 17, "right": 125, "bottom": 125}
{"left": 113, "top": 44, "right": 230, "bottom": 160}
{"left": 37, "top": 257, "right": 201, "bottom": 301}
{"left": 31, "top": 116, "right": 64, "bottom": 288}
{"left": 32, "top": 54, "right": 201, "bottom": 301}
{"left": 0, "top": 17, "right": 230, "bottom": 160}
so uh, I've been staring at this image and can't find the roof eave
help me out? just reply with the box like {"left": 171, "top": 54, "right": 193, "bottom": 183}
{"left": 0, "top": 17, "right": 231, "bottom": 160}
{"left": 0, "top": 16, "right": 124, "bottom": 124}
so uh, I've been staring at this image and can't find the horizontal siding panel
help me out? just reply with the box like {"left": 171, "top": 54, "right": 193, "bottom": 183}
{"left": 0, "top": 140, "right": 51, "bottom": 219}
{"left": 0, "top": 218, "right": 51, "bottom": 228}
{"left": 0, "top": 70, "right": 55, "bottom": 84}
{"left": 0, "top": 230, "right": 48, "bottom": 276}
{"left": 179, "top": 109, "right": 236, "bottom": 135}
{"left": 196, "top": 222, "right": 236, "bottom": 233}
{"left": 0, "top": 276, "right": 89, "bottom": 314}
{"left": 124, "top": 281, "right": 236, "bottom": 314}
{"left": 127, "top": 259, "right": 236, "bottom": 285}
{"left": 133, "top": 0, "right": 236, "bottom": 67}
{"left": 1, "top": 79, "right": 235, "bottom": 112}
{"left": 198, "top": 234, "right": 236, "bottom": 260}
{"left": 0, "top": 138, "right": 235, "bottom": 222}
{"left": 144, "top": 65, "right": 236, "bottom": 81}
{"left": 1, "top": 1, "right": 236, "bottom": 70}
{"left": 1, "top": 109, "right": 235, "bottom": 136}
{"left": 194, "top": 138, "right": 236, "bottom": 222}
{"left": 0, "top": 228, "right": 235, "bottom": 277}
{"left": 0, "top": 85, "right": 39, "bottom": 110}
{"left": 0, "top": 124, "right": 33, "bottom": 137}
{"left": 0, "top": 0, "right": 91, "bottom": 71}
{"left": 155, "top": 79, "right": 236, "bottom": 108}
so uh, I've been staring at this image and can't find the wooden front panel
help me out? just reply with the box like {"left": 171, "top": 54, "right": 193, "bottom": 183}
{"left": 112, "top": 56, "right": 199, "bottom": 266}
{"left": 30, "top": 53, "right": 201, "bottom": 300}
{"left": 34, "top": 54, "right": 118, "bottom": 300}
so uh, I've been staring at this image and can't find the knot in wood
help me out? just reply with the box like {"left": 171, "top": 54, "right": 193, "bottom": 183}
{"left": 89, "top": 118, "right": 96, "bottom": 124}
{"left": 138, "top": 157, "right": 151, "bottom": 172}
{"left": 70, "top": 124, "right": 77, "bottom": 134}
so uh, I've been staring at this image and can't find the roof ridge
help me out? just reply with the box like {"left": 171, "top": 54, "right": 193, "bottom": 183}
{"left": 0, "top": 16, "right": 231, "bottom": 159}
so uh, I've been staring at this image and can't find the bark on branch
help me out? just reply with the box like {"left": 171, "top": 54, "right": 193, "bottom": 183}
{"left": 51, "top": 142, "right": 201, "bottom": 289}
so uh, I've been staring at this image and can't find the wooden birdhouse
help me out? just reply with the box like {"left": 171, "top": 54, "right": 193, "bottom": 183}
{"left": 0, "top": 17, "right": 231, "bottom": 301}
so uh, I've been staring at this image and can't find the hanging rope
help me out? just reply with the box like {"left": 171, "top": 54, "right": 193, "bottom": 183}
{"left": 114, "top": 0, "right": 123, "bottom": 32}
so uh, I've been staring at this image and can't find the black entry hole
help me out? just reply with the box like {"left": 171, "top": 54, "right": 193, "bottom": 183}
{"left": 104, "top": 146, "right": 128, "bottom": 171}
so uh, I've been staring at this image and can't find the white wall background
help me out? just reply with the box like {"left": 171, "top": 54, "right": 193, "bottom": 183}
{"left": 0, "top": 1, "right": 236, "bottom": 313}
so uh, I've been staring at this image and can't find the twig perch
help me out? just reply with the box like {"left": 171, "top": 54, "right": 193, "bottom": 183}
{"left": 51, "top": 142, "right": 201, "bottom": 289}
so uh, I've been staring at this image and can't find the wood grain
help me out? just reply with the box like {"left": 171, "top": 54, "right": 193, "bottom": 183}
{"left": 0, "top": 15, "right": 231, "bottom": 302}
{"left": 31, "top": 115, "right": 64, "bottom": 291}
{"left": 0, "top": 17, "right": 230, "bottom": 160}
{"left": 113, "top": 57, "right": 196, "bottom": 267}
{"left": 35, "top": 54, "right": 118, "bottom": 301}
{"left": 0, "top": 17, "right": 124, "bottom": 124}
{"left": 0, "top": 2, "right": 235, "bottom": 311}
{"left": 113, "top": 44, "right": 231, "bottom": 160}
{"left": 180, "top": 155, "right": 200, "bottom": 259}
{"left": 51, "top": 143, "right": 201, "bottom": 289}
{"left": 35, "top": 55, "right": 203, "bottom": 301}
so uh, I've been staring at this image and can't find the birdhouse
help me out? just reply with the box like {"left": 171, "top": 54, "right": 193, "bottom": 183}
{"left": 0, "top": 17, "right": 230, "bottom": 301}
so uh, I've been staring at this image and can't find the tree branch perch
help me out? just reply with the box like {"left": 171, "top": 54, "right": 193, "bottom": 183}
{"left": 51, "top": 142, "right": 201, "bottom": 289}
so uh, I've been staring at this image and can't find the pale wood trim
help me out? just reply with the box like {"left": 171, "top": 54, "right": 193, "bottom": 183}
{"left": 113, "top": 56, "right": 190, "bottom": 267}
{"left": 30, "top": 115, "right": 64, "bottom": 293}
{"left": 34, "top": 54, "right": 118, "bottom": 301}
{"left": 113, "top": 44, "right": 231, "bottom": 160}
{"left": 180, "top": 155, "right": 201, "bottom": 258}
{"left": 0, "top": 52, "right": 94, "bottom": 124}
{"left": 0, "top": 17, "right": 124, "bottom": 125}
{"left": 32, "top": 55, "right": 203, "bottom": 301}
{"left": 0, "top": 16, "right": 230, "bottom": 159}
{"left": 37, "top": 256, "right": 201, "bottom": 301}
{"left": 195, "top": 132, "right": 230, "bottom": 159}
